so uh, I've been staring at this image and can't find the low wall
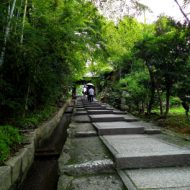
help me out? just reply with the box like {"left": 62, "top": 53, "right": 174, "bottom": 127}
{"left": 0, "top": 98, "right": 73, "bottom": 190}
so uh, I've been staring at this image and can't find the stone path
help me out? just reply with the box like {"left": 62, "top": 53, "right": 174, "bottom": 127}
{"left": 58, "top": 97, "right": 190, "bottom": 190}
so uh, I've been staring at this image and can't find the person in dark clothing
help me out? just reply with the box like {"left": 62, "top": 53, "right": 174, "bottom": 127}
{"left": 181, "top": 97, "right": 189, "bottom": 119}
{"left": 182, "top": 100, "right": 189, "bottom": 118}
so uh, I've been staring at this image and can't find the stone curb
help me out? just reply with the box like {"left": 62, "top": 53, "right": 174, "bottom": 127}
{"left": 0, "top": 98, "right": 72, "bottom": 190}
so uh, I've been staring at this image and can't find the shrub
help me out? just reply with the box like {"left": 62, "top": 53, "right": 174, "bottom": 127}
{"left": 16, "top": 105, "right": 56, "bottom": 129}
{"left": 170, "top": 96, "right": 181, "bottom": 107}
{"left": 0, "top": 125, "right": 23, "bottom": 165}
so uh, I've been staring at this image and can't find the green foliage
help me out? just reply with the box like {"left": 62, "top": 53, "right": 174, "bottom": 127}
{"left": 97, "top": 82, "right": 122, "bottom": 108}
{"left": 170, "top": 97, "right": 181, "bottom": 107}
{"left": 97, "top": 15, "right": 190, "bottom": 118}
{"left": 119, "top": 64, "right": 150, "bottom": 112}
{"left": 0, "top": 125, "right": 23, "bottom": 164}
{"left": 0, "top": 0, "right": 105, "bottom": 122}
{"left": 16, "top": 105, "right": 56, "bottom": 129}
{"left": 133, "top": 16, "right": 190, "bottom": 115}
{"left": 101, "top": 16, "right": 143, "bottom": 69}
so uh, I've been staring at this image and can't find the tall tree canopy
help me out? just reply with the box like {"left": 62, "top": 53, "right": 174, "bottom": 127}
{"left": 0, "top": 0, "right": 105, "bottom": 120}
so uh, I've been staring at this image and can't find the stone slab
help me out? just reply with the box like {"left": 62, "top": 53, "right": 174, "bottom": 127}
{"left": 58, "top": 174, "right": 126, "bottom": 190}
{"left": 84, "top": 104, "right": 102, "bottom": 107}
{"left": 75, "top": 104, "right": 83, "bottom": 106}
{"left": 144, "top": 129, "right": 161, "bottom": 134}
{"left": 76, "top": 108, "right": 86, "bottom": 111}
{"left": 101, "top": 135, "right": 190, "bottom": 169}
{"left": 75, "top": 131, "right": 97, "bottom": 137}
{"left": 105, "top": 107, "right": 114, "bottom": 110}
{"left": 75, "top": 105, "right": 84, "bottom": 108}
{"left": 0, "top": 166, "right": 12, "bottom": 190}
{"left": 113, "top": 110, "right": 126, "bottom": 114}
{"left": 75, "top": 104, "right": 82, "bottom": 107}
{"left": 89, "top": 114, "right": 126, "bottom": 122}
{"left": 124, "top": 115, "right": 139, "bottom": 122}
{"left": 59, "top": 137, "right": 111, "bottom": 167}
{"left": 5, "top": 154, "right": 22, "bottom": 184}
{"left": 18, "top": 148, "right": 33, "bottom": 173}
{"left": 64, "top": 106, "right": 73, "bottom": 113}
{"left": 119, "top": 167, "right": 190, "bottom": 190}
{"left": 72, "top": 115, "right": 91, "bottom": 123}
{"left": 68, "top": 123, "right": 97, "bottom": 137}
{"left": 74, "top": 111, "right": 88, "bottom": 115}
{"left": 87, "top": 110, "right": 113, "bottom": 114}
{"left": 93, "top": 122, "right": 144, "bottom": 135}
{"left": 60, "top": 159, "right": 114, "bottom": 176}
{"left": 86, "top": 107, "right": 107, "bottom": 110}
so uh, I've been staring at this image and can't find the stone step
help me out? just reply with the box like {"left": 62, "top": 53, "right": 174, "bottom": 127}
{"left": 84, "top": 104, "right": 105, "bottom": 107}
{"left": 113, "top": 110, "right": 126, "bottom": 114}
{"left": 105, "top": 107, "right": 114, "bottom": 110}
{"left": 92, "top": 122, "right": 144, "bottom": 135}
{"left": 75, "top": 106, "right": 84, "bottom": 109}
{"left": 76, "top": 103, "right": 83, "bottom": 106}
{"left": 74, "top": 111, "right": 88, "bottom": 115}
{"left": 144, "top": 128, "right": 161, "bottom": 134}
{"left": 86, "top": 107, "right": 107, "bottom": 110}
{"left": 89, "top": 114, "right": 126, "bottom": 122}
{"left": 118, "top": 167, "right": 190, "bottom": 190}
{"left": 124, "top": 115, "right": 139, "bottom": 122}
{"left": 83, "top": 103, "right": 101, "bottom": 106}
{"left": 64, "top": 106, "right": 73, "bottom": 113}
{"left": 68, "top": 123, "right": 97, "bottom": 138}
{"left": 101, "top": 135, "right": 190, "bottom": 169}
{"left": 72, "top": 115, "right": 91, "bottom": 123}
{"left": 75, "top": 131, "right": 97, "bottom": 137}
{"left": 87, "top": 110, "right": 113, "bottom": 114}
{"left": 76, "top": 108, "right": 86, "bottom": 111}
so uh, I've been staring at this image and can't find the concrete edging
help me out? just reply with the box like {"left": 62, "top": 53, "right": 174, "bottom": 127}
{"left": 0, "top": 98, "right": 72, "bottom": 190}
{"left": 117, "top": 170, "right": 138, "bottom": 190}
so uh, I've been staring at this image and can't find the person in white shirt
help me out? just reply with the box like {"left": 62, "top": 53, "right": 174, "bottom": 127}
{"left": 88, "top": 87, "right": 95, "bottom": 102}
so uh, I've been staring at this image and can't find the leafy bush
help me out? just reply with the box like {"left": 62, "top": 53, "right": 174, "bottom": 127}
{"left": 16, "top": 106, "right": 56, "bottom": 129}
{"left": 0, "top": 125, "right": 23, "bottom": 165}
{"left": 119, "top": 70, "right": 150, "bottom": 112}
{"left": 170, "top": 96, "right": 181, "bottom": 107}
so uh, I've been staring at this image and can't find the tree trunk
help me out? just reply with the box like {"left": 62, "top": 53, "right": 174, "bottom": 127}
{"left": 155, "top": 83, "right": 163, "bottom": 116}
{"left": 14, "top": 0, "right": 23, "bottom": 31}
{"left": 165, "top": 86, "right": 171, "bottom": 117}
{"left": 157, "top": 89, "right": 163, "bottom": 116}
{"left": 20, "top": 0, "right": 28, "bottom": 43}
{"left": 0, "top": 0, "right": 17, "bottom": 66}
{"left": 23, "top": 81, "right": 31, "bottom": 117}
{"left": 148, "top": 80, "right": 155, "bottom": 114}
{"left": 146, "top": 62, "right": 155, "bottom": 115}
{"left": 141, "top": 101, "right": 145, "bottom": 113}
{"left": 174, "top": 0, "right": 190, "bottom": 24}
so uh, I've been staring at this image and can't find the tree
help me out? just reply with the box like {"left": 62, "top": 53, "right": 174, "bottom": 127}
{"left": 135, "top": 16, "right": 190, "bottom": 116}
{"left": 0, "top": 0, "right": 107, "bottom": 121}
{"left": 173, "top": 0, "right": 190, "bottom": 24}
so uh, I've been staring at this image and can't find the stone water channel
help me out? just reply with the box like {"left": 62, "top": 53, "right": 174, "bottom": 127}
{"left": 58, "top": 97, "right": 190, "bottom": 190}
{"left": 18, "top": 108, "right": 74, "bottom": 190}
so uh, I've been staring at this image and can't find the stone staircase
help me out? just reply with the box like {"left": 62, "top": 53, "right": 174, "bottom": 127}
{"left": 58, "top": 97, "right": 190, "bottom": 190}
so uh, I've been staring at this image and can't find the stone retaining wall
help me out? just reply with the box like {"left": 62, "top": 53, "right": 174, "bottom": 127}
{"left": 0, "top": 98, "right": 73, "bottom": 190}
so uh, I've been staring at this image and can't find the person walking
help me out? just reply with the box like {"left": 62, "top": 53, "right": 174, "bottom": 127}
{"left": 88, "top": 87, "right": 95, "bottom": 102}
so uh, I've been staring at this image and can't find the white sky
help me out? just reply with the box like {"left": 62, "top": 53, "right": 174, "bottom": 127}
{"left": 137, "top": 0, "right": 190, "bottom": 23}
{"left": 92, "top": 0, "right": 190, "bottom": 23}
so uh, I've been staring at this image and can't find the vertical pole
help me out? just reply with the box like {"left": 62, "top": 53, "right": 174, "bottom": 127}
{"left": 0, "top": 0, "right": 17, "bottom": 66}
{"left": 20, "top": 0, "right": 28, "bottom": 44}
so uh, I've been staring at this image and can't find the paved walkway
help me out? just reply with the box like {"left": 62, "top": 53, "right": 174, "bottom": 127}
{"left": 58, "top": 97, "right": 190, "bottom": 190}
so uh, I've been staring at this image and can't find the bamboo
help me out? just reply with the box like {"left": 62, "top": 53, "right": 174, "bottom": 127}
{"left": 0, "top": 0, "right": 17, "bottom": 66}
{"left": 20, "top": 0, "right": 28, "bottom": 44}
